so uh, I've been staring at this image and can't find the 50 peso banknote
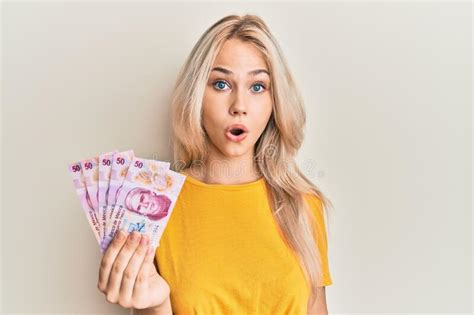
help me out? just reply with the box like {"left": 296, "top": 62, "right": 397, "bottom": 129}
{"left": 102, "top": 157, "right": 186, "bottom": 251}
{"left": 68, "top": 161, "right": 102, "bottom": 244}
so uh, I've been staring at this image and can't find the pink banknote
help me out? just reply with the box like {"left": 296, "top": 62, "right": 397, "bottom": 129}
{"left": 81, "top": 157, "right": 100, "bottom": 213}
{"left": 68, "top": 161, "right": 102, "bottom": 244}
{"left": 115, "top": 157, "right": 185, "bottom": 250}
{"left": 98, "top": 150, "right": 118, "bottom": 239}
{"left": 101, "top": 150, "right": 135, "bottom": 250}
{"left": 101, "top": 157, "right": 172, "bottom": 250}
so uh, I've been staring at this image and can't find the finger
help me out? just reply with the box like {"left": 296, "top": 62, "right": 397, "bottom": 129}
{"left": 141, "top": 243, "right": 157, "bottom": 275}
{"left": 133, "top": 243, "right": 156, "bottom": 294}
{"left": 105, "top": 231, "right": 142, "bottom": 304}
{"left": 118, "top": 234, "right": 150, "bottom": 308}
{"left": 98, "top": 229, "right": 128, "bottom": 293}
{"left": 132, "top": 245, "right": 162, "bottom": 307}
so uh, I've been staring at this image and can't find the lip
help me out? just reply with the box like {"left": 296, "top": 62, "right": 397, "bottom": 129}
{"left": 225, "top": 123, "right": 249, "bottom": 143}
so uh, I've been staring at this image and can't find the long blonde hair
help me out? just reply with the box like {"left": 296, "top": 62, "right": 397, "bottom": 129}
{"left": 169, "top": 14, "right": 334, "bottom": 306}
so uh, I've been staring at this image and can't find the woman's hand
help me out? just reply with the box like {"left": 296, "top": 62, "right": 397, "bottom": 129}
{"left": 97, "top": 230, "right": 171, "bottom": 310}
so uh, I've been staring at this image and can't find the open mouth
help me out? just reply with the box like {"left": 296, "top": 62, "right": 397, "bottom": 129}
{"left": 225, "top": 125, "right": 248, "bottom": 142}
{"left": 230, "top": 128, "right": 245, "bottom": 136}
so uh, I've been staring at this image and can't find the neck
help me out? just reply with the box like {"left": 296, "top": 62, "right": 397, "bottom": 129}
{"left": 185, "top": 145, "right": 261, "bottom": 185}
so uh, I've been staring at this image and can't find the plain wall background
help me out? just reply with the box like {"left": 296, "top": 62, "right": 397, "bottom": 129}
{"left": 1, "top": 1, "right": 471, "bottom": 314}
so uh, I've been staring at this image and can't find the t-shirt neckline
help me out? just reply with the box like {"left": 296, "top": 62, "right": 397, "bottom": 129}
{"left": 179, "top": 171, "right": 265, "bottom": 191}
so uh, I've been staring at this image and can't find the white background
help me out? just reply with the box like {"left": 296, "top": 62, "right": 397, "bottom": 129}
{"left": 1, "top": 1, "right": 472, "bottom": 314}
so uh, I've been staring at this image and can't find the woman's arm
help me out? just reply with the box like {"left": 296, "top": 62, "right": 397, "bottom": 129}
{"left": 308, "top": 287, "right": 328, "bottom": 315}
{"left": 132, "top": 297, "right": 172, "bottom": 315}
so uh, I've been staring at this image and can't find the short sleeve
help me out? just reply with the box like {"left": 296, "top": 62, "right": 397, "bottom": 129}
{"left": 304, "top": 193, "right": 333, "bottom": 286}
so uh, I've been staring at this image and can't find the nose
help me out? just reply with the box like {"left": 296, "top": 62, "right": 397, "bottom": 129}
{"left": 229, "top": 90, "right": 247, "bottom": 116}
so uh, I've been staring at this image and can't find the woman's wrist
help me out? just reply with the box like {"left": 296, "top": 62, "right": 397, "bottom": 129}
{"left": 132, "top": 296, "right": 172, "bottom": 315}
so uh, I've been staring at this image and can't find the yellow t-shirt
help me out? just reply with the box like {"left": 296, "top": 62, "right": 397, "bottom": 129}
{"left": 155, "top": 173, "right": 332, "bottom": 315}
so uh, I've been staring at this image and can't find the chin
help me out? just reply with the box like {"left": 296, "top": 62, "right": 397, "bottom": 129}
{"left": 221, "top": 144, "right": 252, "bottom": 158}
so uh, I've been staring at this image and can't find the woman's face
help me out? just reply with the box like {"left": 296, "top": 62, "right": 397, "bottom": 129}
{"left": 202, "top": 38, "right": 273, "bottom": 159}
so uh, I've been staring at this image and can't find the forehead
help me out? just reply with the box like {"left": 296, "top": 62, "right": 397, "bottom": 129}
{"left": 212, "top": 38, "right": 268, "bottom": 72}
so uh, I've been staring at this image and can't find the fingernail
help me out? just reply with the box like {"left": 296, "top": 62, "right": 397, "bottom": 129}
{"left": 141, "top": 235, "right": 149, "bottom": 245}
{"left": 130, "top": 231, "right": 139, "bottom": 241}
{"left": 117, "top": 230, "right": 126, "bottom": 241}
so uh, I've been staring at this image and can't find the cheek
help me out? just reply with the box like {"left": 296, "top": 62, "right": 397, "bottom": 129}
{"left": 252, "top": 98, "right": 273, "bottom": 128}
{"left": 202, "top": 89, "right": 227, "bottom": 134}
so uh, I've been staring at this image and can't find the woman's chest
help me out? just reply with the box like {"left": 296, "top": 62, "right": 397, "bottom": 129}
{"left": 156, "top": 192, "right": 310, "bottom": 314}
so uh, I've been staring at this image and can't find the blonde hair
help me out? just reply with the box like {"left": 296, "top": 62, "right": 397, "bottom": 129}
{"left": 169, "top": 14, "right": 334, "bottom": 306}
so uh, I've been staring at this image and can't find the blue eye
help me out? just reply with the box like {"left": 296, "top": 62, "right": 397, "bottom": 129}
{"left": 252, "top": 83, "right": 265, "bottom": 93}
{"left": 213, "top": 80, "right": 230, "bottom": 91}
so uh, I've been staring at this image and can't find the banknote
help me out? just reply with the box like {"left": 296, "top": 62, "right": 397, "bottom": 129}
{"left": 101, "top": 150, "right": 135, "bottom": 251}
{"left": 68, "top": 161, "right": 102, "bottom": 244}
{"left": 81, "top": 156, "right": 101, "bottom": 240}
{"left": 101, "top": 157, "right": 172, "bottom": 250}
{"left": 81, "top": 157, "right": 99, "bottom": 206}
{"left": 98, "top": 150, "right": 118, "bottom": 239}
{"left": 115, "top": 157, "right": 185, "bottom": 250}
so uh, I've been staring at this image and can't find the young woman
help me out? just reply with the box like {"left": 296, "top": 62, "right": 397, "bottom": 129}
{"left": 97, "top": 14, "right": 334, "bottom": 315}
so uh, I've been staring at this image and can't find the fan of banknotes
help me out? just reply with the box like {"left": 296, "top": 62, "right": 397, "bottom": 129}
{"left": 68, "top": 150, "right": 186, "bottom": 252}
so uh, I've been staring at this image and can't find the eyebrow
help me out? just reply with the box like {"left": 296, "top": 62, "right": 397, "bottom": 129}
{"left": 211, "top": 66, "right": 270, "bottom": 77}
